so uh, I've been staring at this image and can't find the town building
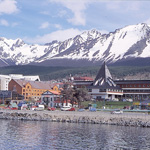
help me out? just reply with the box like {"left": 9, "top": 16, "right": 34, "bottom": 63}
{"left": 0, "top": 74, "right": 40, "bottom": 91}
{"left": 41, "top": 90, "right": 60, "bottom": 107}
{"left": 0, "top": 90, "right": 24, "bottom": 104}
{"left": 8, "top": 79, "right": 52, "bottom": 101}
{"left": 88, "top": 62, "right": 123, "bottom": 101}
{"left": 115, "top": 80, "right": 150, "bottom": 101}
{"left": 73, "top": 76, "right": 93, "bottom": 88}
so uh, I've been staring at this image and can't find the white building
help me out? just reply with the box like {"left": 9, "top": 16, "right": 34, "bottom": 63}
{"left": 0, "top": 74, "right": 40, "bottom": 91}
{"left": 41, "top": 90, "right": 60, "bottom": 107}
{"left": 88, "top": 62, "right": 123, "bottom": 101}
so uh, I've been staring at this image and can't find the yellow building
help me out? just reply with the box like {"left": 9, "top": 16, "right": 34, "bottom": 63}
{"left": 9, "top": 79, "right": 54, "bottom": 101}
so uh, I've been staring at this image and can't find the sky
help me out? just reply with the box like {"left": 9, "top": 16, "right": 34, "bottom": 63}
{"left": 0, "top": 0, "right": 150, "bottom": 44}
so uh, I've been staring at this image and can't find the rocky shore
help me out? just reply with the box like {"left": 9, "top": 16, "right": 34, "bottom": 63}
{"left": 0, "top": 109, "right": 150, "bottom": 127}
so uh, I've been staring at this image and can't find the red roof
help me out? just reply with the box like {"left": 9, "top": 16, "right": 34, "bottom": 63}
{"left": 49, "top": 90, "right": 60, "bottom": 95}
{"left": 74, "top": 76, "right": 93, "bottom": 81}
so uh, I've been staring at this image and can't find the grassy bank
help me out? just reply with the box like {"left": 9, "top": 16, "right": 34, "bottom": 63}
{"left": 81, "top": 101, "right": 133, "bottom": 109}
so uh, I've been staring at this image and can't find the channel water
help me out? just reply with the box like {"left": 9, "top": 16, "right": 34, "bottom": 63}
{"left": 0, "top": 119, "right": 150, "bottom": 150}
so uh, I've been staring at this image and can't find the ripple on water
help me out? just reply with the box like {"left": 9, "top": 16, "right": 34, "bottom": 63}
{"left": 0, "top": 120, "right": 150, "bottom": 150}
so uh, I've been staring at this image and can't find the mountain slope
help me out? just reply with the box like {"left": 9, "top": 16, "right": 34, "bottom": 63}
{"left": 0, "top": 23, "right": 150, "bottom": 67}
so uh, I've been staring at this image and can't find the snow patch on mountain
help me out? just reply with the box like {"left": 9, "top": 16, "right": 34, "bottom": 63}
{"left": 0, "top": 23, "right": 150, "bottom": 66}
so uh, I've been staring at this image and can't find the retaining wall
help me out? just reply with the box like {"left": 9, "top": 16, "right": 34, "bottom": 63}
{"left": 0, "top": 109, "right": 150, "bottom": 127}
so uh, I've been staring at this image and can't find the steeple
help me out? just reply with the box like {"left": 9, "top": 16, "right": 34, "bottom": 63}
{"left": 93, "top": 62, "right": 116, "bottom": 87}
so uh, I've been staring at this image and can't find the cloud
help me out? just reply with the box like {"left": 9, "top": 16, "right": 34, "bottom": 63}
{"left": 0, "top": 0, "right": 19, "bottom": 15}
{"left": 40, "top": 11, "right": 50, "bottom": 16}
{"left": 39, "top": 22, "right": 62, "bottom": 30}
{"left": 48, "top": 0, "right": 90, "bottom": 26}
{"left": 0, "top": 19, "right": 9, "bottom": 26}
{"left": 40, "top": 22, "right": 50, "bottom": 29}
{"left": 24, "top": 28, "right": 83, "bottom": 44}
{"left": 54, "top": 24, "right": 62, "bottom": 29}
{"left": 11, "top": 22, "right": 19, "bottom": 27}
{"left": 106, "top": 1, "right": 141, "bottom": 12}
{"left": 145, "top": 18, "right": 150, "bottom": 25}
{"left": 58, "top": 10, "right": 67, "bottom": 17}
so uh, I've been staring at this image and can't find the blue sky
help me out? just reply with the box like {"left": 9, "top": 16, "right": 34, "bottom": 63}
{"left": 0, "top": 0, "right": 150, "bottom": 44}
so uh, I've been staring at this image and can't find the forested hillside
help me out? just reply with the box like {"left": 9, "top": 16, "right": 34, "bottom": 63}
{"left": 0, "top": 65, "right": 150, "bottom": 81}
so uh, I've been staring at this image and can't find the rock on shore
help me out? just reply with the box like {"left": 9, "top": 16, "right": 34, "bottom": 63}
{"left": 0, "top": 109, "right": 150, "bottom": 127}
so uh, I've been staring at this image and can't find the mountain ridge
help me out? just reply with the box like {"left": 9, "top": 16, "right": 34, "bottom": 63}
{"left": 0, "top": 23, "right": 150, "bottom": 67}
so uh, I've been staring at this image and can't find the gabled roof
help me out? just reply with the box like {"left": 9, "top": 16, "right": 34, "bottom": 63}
{"left": 92, "top": 62, "right": 116, "bottom": 88}
{"left": 42, "top": 90, "right": 60, "bottom": 95}
{"left": 12, "top": 79, "right": 52, "bottom": 90}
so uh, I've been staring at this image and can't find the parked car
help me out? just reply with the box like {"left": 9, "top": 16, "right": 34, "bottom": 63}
{"left": 111, "top": 110, "right": 123, "bottom": 114}
{"left": 61, "top": 106, "right": 72, "bottom": 111}
{"left": 48, "top": 107, "right": 56, "bottom": 111}
{"left": 67, "top": 107, "right": 75, "bottom": 111}
{"left": 78, "top": 108, "right": 85, "bottom": 112}
{"left": 34, "top": 105, "right": 44, "bottom": 111}
{"left": 89, "top": 107, "right": 96, "bottom": 112}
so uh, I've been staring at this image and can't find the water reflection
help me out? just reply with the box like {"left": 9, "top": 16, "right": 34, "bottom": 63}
{"left": 0, "top": 120, "right": 150, "bottom": 150}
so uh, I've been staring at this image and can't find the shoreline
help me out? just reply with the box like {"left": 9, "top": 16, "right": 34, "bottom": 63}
{"left": 0, "top": 109, "right": 150, "bottom": 127}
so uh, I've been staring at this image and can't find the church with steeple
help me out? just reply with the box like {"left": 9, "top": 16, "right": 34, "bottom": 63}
{"left": 88, "top": 62, "right": 123, "bottom": 101}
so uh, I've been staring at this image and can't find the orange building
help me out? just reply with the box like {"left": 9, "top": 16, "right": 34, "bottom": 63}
{"left": 52, "top": 82, "right": 64, "bottom": 92}
{"left": 9, "top": 79, "right": 54, "bottom": 101}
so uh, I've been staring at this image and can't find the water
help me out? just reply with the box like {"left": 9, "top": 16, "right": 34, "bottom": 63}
{"left": 0, "top": 120, "right": 150, "bottom": 150}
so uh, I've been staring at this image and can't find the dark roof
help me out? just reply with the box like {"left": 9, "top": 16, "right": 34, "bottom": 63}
{"left": 88, "top": 83, "right": 121, "bottom": 90}
{"left": 92, "top": 62, "right": 116, "bottom": 88}
{"left": 115, "top": 80, "right": 150, "bottom": 84}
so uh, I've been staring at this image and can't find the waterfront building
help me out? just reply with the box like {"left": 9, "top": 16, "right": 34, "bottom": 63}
{"left": 71, "top": 62, "right": 150, "bottom": 102}
{"left": 115, "top": 80, "right": 150, "bottom": 101}
{"left": 73, "top": 76, "right": 93, "bottom": 88}
{"left": 8, "top": 79, "right": 52, "bottom": 101}
{"left": 0, "top": 74, "right": 40, "bottom": 91}
{"left": 41, "top": 90, "right": 60, "bottom": 107}
{"left": 88, "top": 62, "right": 123, "bottom": 100}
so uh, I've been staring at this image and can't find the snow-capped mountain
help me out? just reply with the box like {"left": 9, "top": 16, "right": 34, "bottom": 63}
{"left": 0, "top": 23, "right": 150, "bottom": 67}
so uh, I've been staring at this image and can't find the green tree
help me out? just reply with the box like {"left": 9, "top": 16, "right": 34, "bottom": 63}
{"left": 61, "top": 83, "right": 91, "bottom": 108}
{"left": 73, "top": 87, "right": 91, "bottom": 108}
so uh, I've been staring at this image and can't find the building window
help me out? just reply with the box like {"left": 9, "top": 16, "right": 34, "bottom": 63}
{"left": 88, "top": 89, "right": 92, "bottom": 92}
{"left": 99, "top": 89, "right": 106, "bottom": 92}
